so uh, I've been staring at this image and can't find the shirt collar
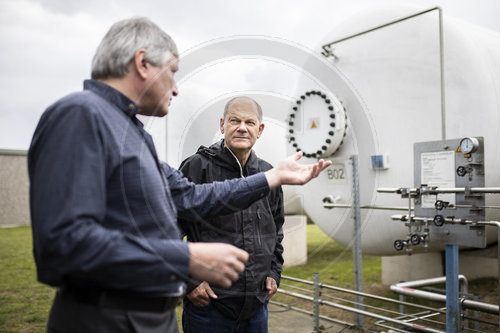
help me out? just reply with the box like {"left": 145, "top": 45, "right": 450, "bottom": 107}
{"left": 83, "top": 79, "right": 139, "bottom": 119}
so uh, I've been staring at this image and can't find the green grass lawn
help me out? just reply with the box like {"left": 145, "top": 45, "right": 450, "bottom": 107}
{"left": 282, "top": 224, "right": 381, "bottom": 287}
{"left": 0, "top": 224, "right": 380, "bottom": 332}
{"left": 0, "top": 226, "right": 54, "bottom": 332}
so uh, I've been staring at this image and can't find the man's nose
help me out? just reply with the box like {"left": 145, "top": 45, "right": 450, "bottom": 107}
{"left": 172, "top": 82, "right": 178, "bottom": 97}
{"left": 237, "top": 122, "right": 247, "bottom": 132}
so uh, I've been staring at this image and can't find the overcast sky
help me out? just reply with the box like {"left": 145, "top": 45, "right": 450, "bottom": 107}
{"left": 1, "top": 0, "right": 499, "bottom": 151}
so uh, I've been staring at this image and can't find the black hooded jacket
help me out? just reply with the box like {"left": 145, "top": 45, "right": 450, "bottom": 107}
{"left": 179, "top": 139, "right": 284, "bottom": 321}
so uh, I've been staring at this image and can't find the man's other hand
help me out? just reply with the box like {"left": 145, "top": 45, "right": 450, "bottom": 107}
{"left": 188, "top": 243, "right": 249, "bottom": 288}
{"left": 266, "top": 277, "right": 278, "bottom": 300}
{"left": 187, "top": 281, "right": 218, "bottom": 307}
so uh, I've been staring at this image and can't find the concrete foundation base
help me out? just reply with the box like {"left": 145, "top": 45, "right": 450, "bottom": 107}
{"left": 382, "top": 246, "right": 499, "bottom": 285}
{"left": 459, "top": 245, "right": 499, "bottom": 280}
{"left": 382, "top": 252, "right": 443, "bottom": 285}
{"left": 282, "top": 215, "right": 307, "bottom": 267}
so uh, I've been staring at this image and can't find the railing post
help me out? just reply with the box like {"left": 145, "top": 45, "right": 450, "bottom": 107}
{"left": 446, "top": 244, "right": 460, "bottom": 332}
{"left": 351, "top": 155, "right": 364, "bottom": 328}
{"left": 313, "top": 272, "right": 320, "bottom": 332}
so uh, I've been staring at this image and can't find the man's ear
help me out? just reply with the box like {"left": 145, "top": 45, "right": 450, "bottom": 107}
{"left": 220, "top": 118, "right": 225, "bottom": 133}
{"left": 133, "top": 49, "right": 148, "bottom": 80}
{"left": 257, "top": 123, "right": 265, "bottom": 138}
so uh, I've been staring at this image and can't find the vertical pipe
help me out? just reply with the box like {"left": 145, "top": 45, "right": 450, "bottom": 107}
{"left": 313, "top": 272, "right": 320, "bottom": 332}
{"left": 351, "top": 155, "right": 364, "bottom": 328}
{"left": 407, "top": 194, "right": 413, "bottom": 255}
{"left": 438, "top": 7, "right": 446, "bottom": 140}
{"left": 459, "top": 273, "right": 468, "bottom": 329}
{"left": 446, "top": 245, "right": 460, "bottom": 332}
{"left": 498, "top": 227, "right": 500, "bottom": 329}
{"left": 399, "top": 294, "right": 406, "bottom": 331}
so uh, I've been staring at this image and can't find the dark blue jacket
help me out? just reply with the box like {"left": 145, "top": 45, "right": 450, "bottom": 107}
{"left": 28, "top": 80, "right": 270, "bottom": 296}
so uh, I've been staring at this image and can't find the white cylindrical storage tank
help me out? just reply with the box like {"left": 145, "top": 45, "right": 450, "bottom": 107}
{"left": 291, "top": 5, "right": 500, "bottom": 255}
{"left": 162, "top": 5, "right": 500, "bottom": 256}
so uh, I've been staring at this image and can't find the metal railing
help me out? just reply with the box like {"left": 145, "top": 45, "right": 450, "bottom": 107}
{"left": 273, "top": 274, "right": 499, "bottom": 332}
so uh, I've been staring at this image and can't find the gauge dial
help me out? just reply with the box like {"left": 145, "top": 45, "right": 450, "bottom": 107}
{"left": 459, "top": 137, "right": 479, "bottom": 154}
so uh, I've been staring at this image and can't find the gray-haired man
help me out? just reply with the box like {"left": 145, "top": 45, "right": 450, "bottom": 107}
{"left": 28, "top": 17, "right": 331, "bottom": 332}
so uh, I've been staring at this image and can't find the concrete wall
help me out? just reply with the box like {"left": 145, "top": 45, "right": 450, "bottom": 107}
{"left": 0, "top": 150, "right": 30, "bottom": 227}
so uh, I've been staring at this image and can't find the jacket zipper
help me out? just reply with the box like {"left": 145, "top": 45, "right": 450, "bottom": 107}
{"left": 226, "top": 147, "right": 244, "bottom": 178}
{"left": 256, "top": 208, "right": 262, "bottom": 246}
{"left": 226, "top": 147, "right": 262, "bottom": 246}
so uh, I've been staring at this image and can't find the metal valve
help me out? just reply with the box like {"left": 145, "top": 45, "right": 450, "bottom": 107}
{"left": 456, "top": 166, "right": 467, "bottom": 177}
{"left": 393, "top": 239, "right": 406, "bottom": 251}
{"left": 433, "top": 214, "right": 445, "bottom": 227}
{"left": 434, "top": 200, "right": 450, "bottom": 211}
{"left": 410, "top": 234, "right": 421, "bottom": 246}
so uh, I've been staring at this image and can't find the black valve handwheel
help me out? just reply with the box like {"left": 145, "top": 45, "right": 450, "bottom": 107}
{"left": 410, "top": 234, "right": 421, "bottom": 246}
{"left": 433, "top": 215, "right": 445, "bottom": 227}
{"left": 435, "top": 200, "right": 444, "bottom": 210}
{"left": 456, "top": 166, "right": 467, "bottom": 177}
{"left": 394, "top": 240, "right": 405, "bottom": 251}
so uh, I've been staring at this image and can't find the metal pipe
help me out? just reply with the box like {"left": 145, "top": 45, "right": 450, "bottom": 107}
{"left": 378, "top": 187, "right": 500, "bottom": 194}
{"left": 388, "top": 218, "right": 500, "bottom": 321}
{"left": 438, "top": 7, "right": 446, "bottom": 140}
{"left": 269, "top": 300, "right": 355, "bottom": 328}
{"left": 278, "top": 288, "right": 446, "bottom": 333}
{"left": 428, "top": 187, "right": 500, "bottom": 194}
{"left": 321, "top": 292, "right": 445, "bottom": 327}
{"left": 374, "top": 322, "right": 410, "bottom": 333}
{"left": 451, "top": 204, "right": 500, "bottom": 210}
{"left": 378, "top": 187, "right": 409, "bottom": 193}
{"left": 407, "top": 189, "right": 414, "bottom": 255}
{"left": 322, "top": 203, "right": 412, "bottom": 211}
{"left": 392, "top": 215, "right": 495, "bottom": 227}
{"left": 391, "top": 276, "right": 499, "bottom": 315}
{"left": 313, "top": 273, "right": 320, "bottom": 332}
{"left": 351, "top": 155, "right": 364, "bottom": 328}
{"left": 320, "top": 7, "right": 440, "bottom": 56}
{"left": 279, "top": 282, "right": 314, "bottom": 295}
{"left": 479, "top": 221, "right": 500, "bottom": 327}
{"left": 319, "top": 6, "right": 446, "bottom": 138}
{"left": 281, "top": 275, "right": 447, "bottom": 315}
{"left": 394, "top": 276, "right": 467, "bottom": 289}
{"left": 396, "top": 310, "right": 443, "bottom": 323}
{"left": 446, "top": 245, "right": 460, "bottom": 332}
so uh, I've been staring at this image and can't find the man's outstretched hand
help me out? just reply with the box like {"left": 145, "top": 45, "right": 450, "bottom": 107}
{"left": 265, "top": 151, "right": 332, "bottom": 189}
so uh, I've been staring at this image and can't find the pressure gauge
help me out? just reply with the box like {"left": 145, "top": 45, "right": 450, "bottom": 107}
{"left": 459, "top": 137, "right": 479, "bottom": 154}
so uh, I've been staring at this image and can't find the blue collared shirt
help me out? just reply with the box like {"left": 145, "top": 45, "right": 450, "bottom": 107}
{"left": 28, "top": 80, "right": 269, "bottom": 296}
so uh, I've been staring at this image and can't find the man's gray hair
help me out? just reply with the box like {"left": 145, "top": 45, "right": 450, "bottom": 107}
{"left": 223, "top": 96, "right": 263, "bottom": 122}
{"left": 91, "top": 17, "right": 178, "bottom": 80}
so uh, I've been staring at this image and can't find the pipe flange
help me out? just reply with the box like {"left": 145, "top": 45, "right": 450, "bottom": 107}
{"left": 287, "top": 90, "right": 347, "bottom": 158}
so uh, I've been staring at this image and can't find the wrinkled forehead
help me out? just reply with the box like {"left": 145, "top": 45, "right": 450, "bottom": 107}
{"left": 225, "top": 107, "right": 260, "bottom": 121}
{"left": 225, "top": 99, "right": 261, "bottom": 120}
{"left": 164, "top": 55, "right": 179, "bottom": 70}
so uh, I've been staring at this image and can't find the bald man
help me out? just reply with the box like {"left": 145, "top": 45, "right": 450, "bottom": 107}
{"left": 179, "top": 96, "right": 284, "bottom": 333}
